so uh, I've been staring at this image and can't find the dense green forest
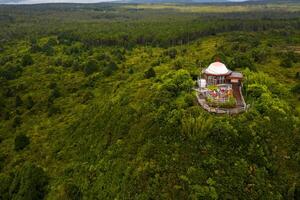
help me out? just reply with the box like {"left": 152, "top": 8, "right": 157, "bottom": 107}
{"left": 0, "top": 2, "right": 300, "bottom": 199}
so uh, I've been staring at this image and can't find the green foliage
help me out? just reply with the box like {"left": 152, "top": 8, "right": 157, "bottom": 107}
{"left": 230, "top": 54, "right": 255, "bottom": 71}
{"left": 292, "top": 83, "right": 300, "bottom": 94}
{"left": 247, "top": 84, "right": 269, "bottom": 99}
{"left": 280, "top": 57, "right": 293, "bottom": 68}
{"left": 48, "top": 88, "right": 61, "bottom": 104}
{"left": 103, "top": 61, "right": 118, "bottom": 76}
{"left": 25, "top": 96, "right": 34, "bottom": 109}
{"left": 164, "top": 48, "right": 177, "bottom": 59}
{"left": 0, "top": 63, "right": 23, "bottom": 80}
{"left": 12, "top": 116, "right": 22, "bottom": 128}
{"left": 252, "top": 49, "right": 268, "bottom": 63}
{"left": 0, "top": 173, "right": 12, "bottom": 200}
{"left": 14, "top": 134, "right": 30, "bottom": 151}
{"left": 221, "top": 96, "right": 236, "bottom": 108}
{"left": 0, "top": 153, "right": 6, "bottom": 171}
{"left": 9, "top": 162, "right": 48, "bottom": 200}
{"left": 158, "top": 69, "right": 194, "bottom": 96}
{"left": 15, "top": 95, "right": 23, "bottom": 107}
{"left": 56, "top": 183, "right": 83, "bottom": 200}
{"left": 21, "top": 54, "right": 33, "bottom": 66}
{"left": 144, "top": 67, "right": 156, "bottom": 79}
{"left": 0, "top": 3, "right": 299, "bottom": 200}
{"left": 84, "top": 59, "right": 99, "bottom": 76}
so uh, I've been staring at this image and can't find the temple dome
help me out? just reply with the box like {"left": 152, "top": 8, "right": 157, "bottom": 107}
{"left": 204, "top": 62, "right": 231, "bottom": 75}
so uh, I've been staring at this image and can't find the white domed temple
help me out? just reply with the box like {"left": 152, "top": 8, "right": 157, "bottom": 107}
{"left": 201, "top": 61, "right": 243, "bottom": 86}
{"left": 196, "top": 61, "right": 246, "bottom": 114}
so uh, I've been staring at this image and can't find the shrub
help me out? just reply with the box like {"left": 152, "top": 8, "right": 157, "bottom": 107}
{"left": 26, "top": 96, "right": 34, "bottom": 109}
{"left": 84, "top": 59, "right": 99, "bottom": 76}
{"left": 0, "top": 173, "right": 12, "bottom": 200}
{"left": 9, "top": 162, "right": 48, "bottom": 200}
{"left": 144, "top": 67, "right": 156, "bottom": 79}
{"left": 159, "top": 69, "right": 194, "bottom": 96}
{"left": 184, "top": 93, "right": 195, "bottom": 107}
{"left": 14, "top": 134, "right": 30, "bottom": 151}
{"left": 128, "top": 68, "right": 134, "bottom": 74}
{"left": 291, "top": 83, "right": 300, "bottom": 94}
{"left": 42, "top": 45, "right": 54, "bottom": 56}
{"left": 220, "top": 96, "right": 237, "bottom": 108}
{"left": 62, "top": 57, "right": 74, "bottom": 68}
{"left": 296, "top": 72, "right": 300, "bottom": 80}
{"left": 246, "top": 84, "right": 268, "bottom": 99}
{"left": 48, "top": 88, "right": 60, "bottom": 104}
{"left": 30, "top": 38, "right": 41, "bottom": 53}
{"left": 230, "top": 54, "right": 255, "bottom": 71}
{"left": 48, "top": 106, "right": 60, "bottom": 117}
{"left": 172, "top": 58, "right": 185, "bottom": 70}
{"left": 47, "top": 37, "right": 58, "bottom": 46}
{"left": 0, "top": 153, "right": 6, "bottom": 170}
{"left": 57, "top": 183, "right": 83, "bottom": 200}
{"left": 164, "top": 48, "right": 177, "bottom": 59}
{"left": 103, "top": 61, "right": 118, "bottom": 76}
{"left": 12, "top": 116, "right": 22, "bottom": 128}
{"left": 15, "top": 95, "right": 23, "bottom": 107}
{"left": 252, "top": 49, "right": 268, "bottom": 63}
{"left": 21, "top": 55, "right": 33, "bottom": 67}
{"left": 280, "top": 57, "right": 293, "bottom": 68}
{"left": 79, "top": 91, "right": 94, "bottom": 104}
{"left": 0, "top": 63, "right": 23, "bottom": 80}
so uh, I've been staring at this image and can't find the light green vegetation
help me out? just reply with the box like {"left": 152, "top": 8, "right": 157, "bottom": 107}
{"left": 0, "top": 2, "right": 300, "bottom": 200}
{"left": 124, "top": 3, "right": 300, "bottom": 13}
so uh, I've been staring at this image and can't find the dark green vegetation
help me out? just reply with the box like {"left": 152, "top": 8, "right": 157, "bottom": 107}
{"left": 0, "top": 2, "right": 299, "bottom": 199}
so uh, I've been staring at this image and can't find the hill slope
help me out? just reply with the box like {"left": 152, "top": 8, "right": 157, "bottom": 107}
{"left": 0, "top": 3, "right": 299, "bottom": 199}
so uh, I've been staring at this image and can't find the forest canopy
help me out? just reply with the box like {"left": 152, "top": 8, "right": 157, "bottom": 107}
{"left": 0, "top": 2, "right": 299, "bottom": 200}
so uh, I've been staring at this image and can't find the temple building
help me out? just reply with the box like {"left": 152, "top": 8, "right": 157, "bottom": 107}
{"left": 201, "top": 61, "right": 243, "bottom": 86}
{"left": 196, "top": 61, "right": 246, "bottom": 114}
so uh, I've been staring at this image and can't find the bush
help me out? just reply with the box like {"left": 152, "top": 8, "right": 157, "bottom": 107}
{"left": 159, "top": 69, "right": 194, "bottom": 96}
{"left": 230, "top": 54, "right": 255, "bottom": 71}
{"left": 220, "top": 96, "right": 237, "bottom": 108}
{"left": 144, "top": 67, "right": 156, "bottom": 79}
{"left": 84, "top": 59, "right": 99, "bottom": 76}
{"left": 128, "top": 68, "right": 134, "bottom": 74}
{"left": 57, "top": 183, "right": 83, "bottom": 200}
{"left": 0, "top": 173, "right": 12, "bottom": 200}
{"left": 48, "top": 106, "right": 60, "bottom": 117}
{"left": 103, "top": 61, "right": 118, "bottom": 76}
{"left": 30, "top": 38, "right": 41, "bottom": 53}
{"left": 164, "top": 48, "right": 177, "bottom": 59}
{"left": 280, "top": 57, "right": 293, "bottom": 68}
{"left": 48, "top": 88, "right": 61, "bottom": 104}
{"left": 15, "top": 95, "right": 23, "bottom": 107}
{"left": 9, "top": 162, "right": 48, "bottom": 200}
{"left": 21, "top": 55, "right": 33, "bottom": 67}
{"left": 42, "top": 45, "right": 54, "bottom": 56}
{"left": 296, "top": 72, "right": 300, "bottom": 80}
{"left": 26, "top": 96, "right": 34, "bottom": 109}
{"left": 12, "top": 116, "right": 22, "bottom": 128}
{"left": 0, "top": 63, "right": 23, "bottom": 80}
{"left": 0, "top": 153, "right": 6, "bottom": 171}
{"left": 246, "top": 84, "right": 268, "bottom": 99}
{"left": 252, "top": 49, "right": 268, "bottom": 63}
{"left": 79, "top": 91, "right": 94, "bottom": 104}
{"left": 291, "top": 83, "right": 300, "bottom": 94}
{"left": 14, "top": 134, "right": 30, "bottom": 151}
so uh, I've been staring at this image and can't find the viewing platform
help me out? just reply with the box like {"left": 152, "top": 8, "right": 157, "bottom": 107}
{"left": 196, "top": 61, "right": 247, "bottom": 115}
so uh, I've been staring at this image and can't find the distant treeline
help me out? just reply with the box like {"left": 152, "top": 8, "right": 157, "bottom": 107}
{"left": 0, "top": 4, "right": 299, "bottom": 48}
